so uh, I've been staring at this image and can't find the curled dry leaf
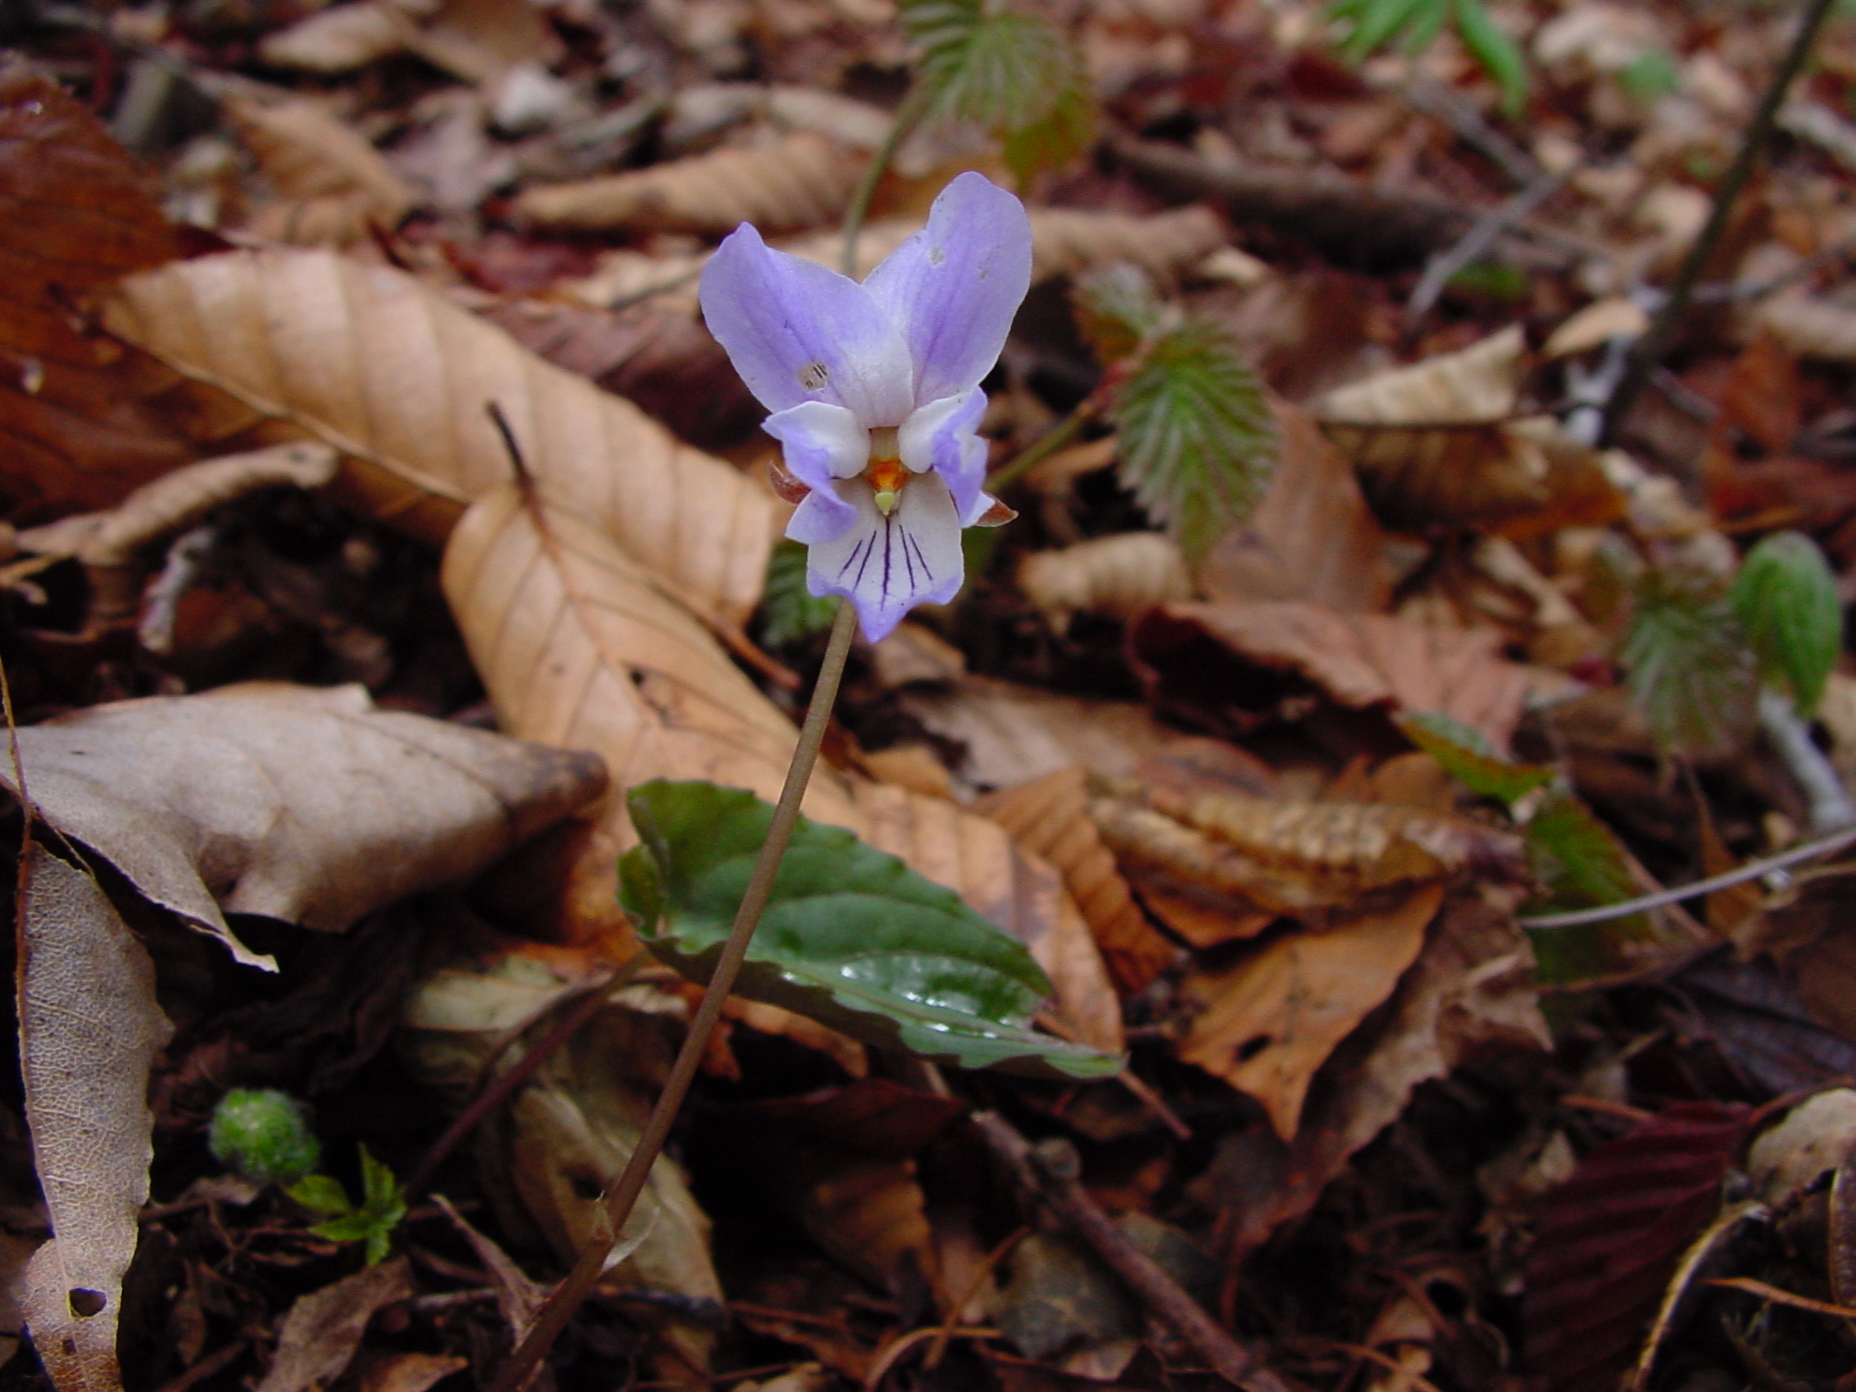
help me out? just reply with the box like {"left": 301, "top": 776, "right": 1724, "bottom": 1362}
{"left": 1180, "top": 884, "right": 1444, "bottom": 1139}
{"left": 1087, "top": 776, "right": 1523, "bottom": 937}
{"left": 101, "top": 247, "right": 777, "bottom": 621}
{"left": 0, "top": 60, "right": 189, "bottom": 515}
{"left": 256, "top": 1258, "right": 414, "bottom": 1392}
{"left": 1311, "top": 326, "right": 1552, "bottom": 530}
{"left": 442, "top": 487, "right": 1122, "bottom": 1051}
{"left": 513, "top": 132, "right": 866, "bottom": 236}
{"left": 0, "top": 682, "right": 606, "bottom": 966}
{"left": 1131, "top": 600, "right": 1563, "bottom": 750}
{"left": 1018, "top": 531, "right": 1192, "bottom": 631}
{"left": 19, "top": 842, "right": 171, "bottom": 1392}
{"left": 975, "top": 768, "right": 1178, "bottom": 997}
{"left": 225, "top": 94, "right": 417, "bottom": 247}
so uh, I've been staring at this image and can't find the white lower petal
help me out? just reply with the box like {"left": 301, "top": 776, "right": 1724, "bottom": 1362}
{"left": 805, "top": 472, "right": 965, "bottom": 642}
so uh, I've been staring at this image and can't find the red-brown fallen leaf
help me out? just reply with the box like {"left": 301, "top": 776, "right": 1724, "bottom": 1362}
{"left": 1523, "top": 1103, "right": 1749, "bottom": 1392}
{"left": 1130, "top": 600, "right": 1561, "bottom": 752}
{"left": 0, "top": 59, "right": 189, "bottom": 517}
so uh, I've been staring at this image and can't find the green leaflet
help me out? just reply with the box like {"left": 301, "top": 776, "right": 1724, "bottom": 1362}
{"left": 901, "top": 0, "right": 1095, "bottom": 182}
{"left": 1620, "top": 570, "right": 1758, "bottom": 758}
{"left": 286, "top": 1145, "right": 407, "bottom": 1267}
{"left": 1522, "top": 788, "right": 1667, "bottom": 984}
{"left": 1396, "top": 711, "right": 1554, "bottom": 808}
{"left": 1729, "top": 530, "right": 1842, "bottom": 717}
{"left": 1328, "top": 0, "right": 1527, "bottom": 116}
{"left": 760, "top": 539, "right": 839, "bottom": 647}
{"left": 619, "top": 780, "right": 1121, "bottom": 1079}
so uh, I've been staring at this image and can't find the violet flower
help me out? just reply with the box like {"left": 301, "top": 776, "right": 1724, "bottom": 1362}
{"left": 700, "top": 171, "right": 1032, "bottom": 643}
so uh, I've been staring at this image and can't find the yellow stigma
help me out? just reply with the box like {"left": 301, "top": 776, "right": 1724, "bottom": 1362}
{"left": 866, "top": 430, "right": 906, "bottom": 516}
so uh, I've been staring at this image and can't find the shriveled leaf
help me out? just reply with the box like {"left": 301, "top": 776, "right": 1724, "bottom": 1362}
{"left": 1017, "top": 532, "right": 1192, "bottom": 631}
{"left": 1621, "top": 570, "right": 1758, "bottom": 757}
{"left": 101, "top": 247, "right": 778, "bottom": 620}
{"left": 620, "top": 780, "right": 1119, "bottom": 1078}
{"left": 1180, "top": 884, "right": 1443, "bottom": 1139}
{"left": 0, "top": 60, "right": 189, "bottom": 516}
{"left": 19, "top": 842, "right": 171, "bottom": 1392}
{"left": 255, "top": 1258, "right": 413, "bottom": 1392}
{"left": 1396, "top": 710, "right": 1553, "bottom": 806}
{"left": 0, "top": 683, "right": 606, "bottom": 965}
{"left": 902, "top": 0, "right": 1095, "bottom": 182}
{"left": 761, "top": 538, "right": 840, "bottom": 647}
{"left": 513, "top": 132, "right": 864, "bottom": 235}
{"left": 225, "top": 94, "right": 417, "bottom": 247}
{"left": 1730, "top": 530, "right": 1842, "bottom": 715}
{"left": 976, "top": 768, "right": 1177, "bottom": 996}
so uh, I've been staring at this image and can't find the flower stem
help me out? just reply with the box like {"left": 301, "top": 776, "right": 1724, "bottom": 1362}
{"left": 840, "top": 87, "right": 931, "bottom": 277}
{"left": 486, "top": 597, "right": 861, "bottom": 1392}
{"left": 985, "top": 396, "right": 1099, "bottom": 493}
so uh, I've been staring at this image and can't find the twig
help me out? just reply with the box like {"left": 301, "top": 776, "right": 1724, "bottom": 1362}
{"left": 486, "top": 599, "right": 861, "bottom": 1392}
{"left": 1408, "top": 168, "right": 1570, "bottom": 317}
{"left": 1517, "top": 820, "right": 1856, "bottom": 930}
{"left": 1398, "top": 78, "right": 1542, "bottom": 187}
{"left": 1600, "top": 0, "right": 1840, "bottom": 443}
{"left": 1758, "top": 688, "right": 1856, "bottom": 834}
{"left": 970, "top": 1110, "right": 1291, "bottom": 1392}
{"left": 986, "top": 396, "right": 1100, "bottom": 494}
{"left": 840, "top": 88, "right": 931, "bottom": 277}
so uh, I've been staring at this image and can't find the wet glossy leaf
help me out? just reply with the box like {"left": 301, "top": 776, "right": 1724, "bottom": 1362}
{"left": 619, "top": 780, "right": 1120, "bottom": 1078}
{"left": 1730, "top": 530, "right": 1842, "bottom": 716}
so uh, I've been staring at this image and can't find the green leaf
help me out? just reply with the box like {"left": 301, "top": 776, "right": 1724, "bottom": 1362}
{"left": 364, "top": 1227, "right": 393, "bottom": 1268}
{"left": 1450, "top": 0, "right": 1528, "bottom": 116}
{"left": 1396, "top": 711, "right": 1554, "bottom": 807}
{"left": 1620, "top": 569, "right": 1758, "bottom": 758}
{"left": 760, "top": 539, "right": 840, "bottom": 648}
{"left": 358, "top": 1145, "right": 406, "bottom": 1229}
{"left": 309, "top": 1213, "right": 380, "bottom": 1245}
{"left": 286, "top": 1174, "right": 354, "bottom": 1218}
{"left": 1522, "top": 788, "right": 1663, "bottom": 984}
{"left": 1336, "top": 0, "right": 1437, "bottom": 61}
{"left": 1729, "top": 530, "right": 1842, "bottom": 716}
{"left": 902, "top": 0, "right": 1095, "bottom": 181}
{"left": 619, "top": 779, "right": 1121, "bottom": 1079}
{"left": 1328, "top": 0, "right": 1527, "bottom": 117}
{"left": 1110, "top": 317, "right": 1278, "bottom": 563}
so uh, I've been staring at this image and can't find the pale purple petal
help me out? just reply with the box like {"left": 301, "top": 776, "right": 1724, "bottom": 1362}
{"left": 898, "top": 387, "right": 988, "bottom": 524}
{"left": 700, "top": 223, "right": 916, "bottom": 424}
{"left": 861, "top": 171, "right": 1033, "bottom": 407}
{"left": 786, "top": 489, "right": 856, "bottom": 545}
{"left": 805, "top": 473, "right": 965, "bottom": 642}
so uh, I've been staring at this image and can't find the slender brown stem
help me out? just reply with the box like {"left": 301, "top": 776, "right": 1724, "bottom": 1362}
{"left": 985, "top": 396, "right": 1100, "bottom": 494}
{"left": 486, "top": 598, "right": 861, "bottom": 1392}
{"left": 840, "top": 88, "right": 932, "bottom": 277}
{"left": 1600, "top": 0, "right": 1837, "bottom": 443}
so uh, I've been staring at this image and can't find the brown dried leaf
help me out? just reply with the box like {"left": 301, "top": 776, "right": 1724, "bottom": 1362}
{"left": 1754, "top": 290, "right": 1856, "bottom": 365}
{"left": 1017, "top": 532, "right": 1192, "bottom": 631}
{"left": 100, "top": 247, "right": 777, "bottom": 619}
{"left": 258, "top": 0, "right": 547, "bottom": 81}
{"left": 513, "top": 132, "right": 866, "bottom": 236}
{"left": 1180, "top": 884, "right": 1443, "bottom": 1139}
{"left": 0, "top": 683, "right": 605, "bottom": 965}
{"left": 976, "top": 768, "right": 1177, "bottom": 996}
{"left": 19, "top": 842, "right": 170, "bottom": 1392}
{"left": 256, "top": 1259, "right": 414, "bottom": 1392}
{"left": 258, "top": 0, "right": 420, "bottom": 72}
{"left": 1311, "top": 326, "right": 1551, "bottom": 530}
{"left": 1131, "top": 600, "right": 1561, "bottom": 750}
{"left": 0, "top": 60, "right": 189, "bottom": 516}
{"left": 225, "top": 94, "right": 417, "bottom": 247}
{"left": 1201, "top": 397, "right": 1394, "bottom": 611}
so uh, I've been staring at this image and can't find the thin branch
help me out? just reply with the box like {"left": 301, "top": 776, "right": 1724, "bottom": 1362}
{"left": 985, "top": 396, "right": 1101, "bottom": 494}
{"left": 840, "top": 88, "right": 931, "bottom": 278}
{"left": 1408, "top": 168, "right": 1570, "bottom": 317}
{"left": 486, "top": 598, "right": 861, "bottom": 1392}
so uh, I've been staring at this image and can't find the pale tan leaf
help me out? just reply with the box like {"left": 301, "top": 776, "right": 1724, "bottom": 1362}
{"left": 442, "top": 486, "right": 1121, "bottom": 1052}
{"left": 225, "top": 94, "right": 417, "bottom": 247}
{"left": 1316, "top": 326, "right": 1526, "bottom": 425}
{"left": 257, "top": 0, "right": 546, "bottom": 80}
{"left": 1018, "top": 532, "right": 1192, "bottom": 631}
{"left": 1542, "top": 298, "right": 1651, "bottom": 359}
{"left": 257, "top": 0, "right": 428, "bottom": 73}
{"left": 1201, "top": 398, "right": 1393, "bottom": 612}
{"left": 100, "top": 247, "right": 777, "bottom": 620}
{"left": 1755, "top": 290, "right": 1856, "bottom": 365}
{"left": 402, "top": 0, "right": 551, "bottom": 83}
{"left": 513, "top": 132, "right": 866, "bottom": 236}
{"left": 256, "top": 1258, "right": 414, "bottom": 1392}
{"left": 1180, "top": 884, "right": 1443, "bottom": 1139}
{"left": 976, "top": 768, "right": 1177, "bottom": 997}
{"left": 18, "top": 843, "right": 171, "bottom": 1392}
{"left": 0, "top": 683, "right": 605, "bottom": 966}
{"left": 1133, "top": 600, "right": 1565, "bottom": 750}
{"left": 353, "top": 1351, "right": 470, "bottom": 1392}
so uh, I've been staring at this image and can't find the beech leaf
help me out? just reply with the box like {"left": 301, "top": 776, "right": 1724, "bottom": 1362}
{"left": 619, "top": 780, "right": 1121, "bottom": 1079}
{"left": 1729, "top": 530, "right": 1842, "bottom": 716}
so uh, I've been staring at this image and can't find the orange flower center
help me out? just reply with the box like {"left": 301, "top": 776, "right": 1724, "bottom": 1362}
{"left": 866, "top": 428, "right": 907, "bottom": 515}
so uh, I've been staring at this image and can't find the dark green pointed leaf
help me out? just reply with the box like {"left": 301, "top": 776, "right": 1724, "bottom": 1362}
{"left": 1523, "top": 788, "right": 1665, "bottom": 984}
{"left": 1620, "top": 570, "right": 1757, "bottom": 758}
{"left": 902, "top": 0, "right": 1095, "bottom": 181}
{"left": 1451, "top": 0, "right": 1527, "bottom": 115}
{"left": 1396, "top": 710, "right": 1554, "bottom": 807}
{"left": 1730, "top": 530, "right": 1843, "bottom": 717}
{"left": 1328, "top": 0, "right": 1526, "bottom": 117}
{"left": 760, "top": 539, "right": 839, "bottom": 647}
{"left": 619, "top": 780, "right": 1121, "bottom": 1079}
{"left": 1110, "top": 318, "right": 1277, "bottom": 563}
